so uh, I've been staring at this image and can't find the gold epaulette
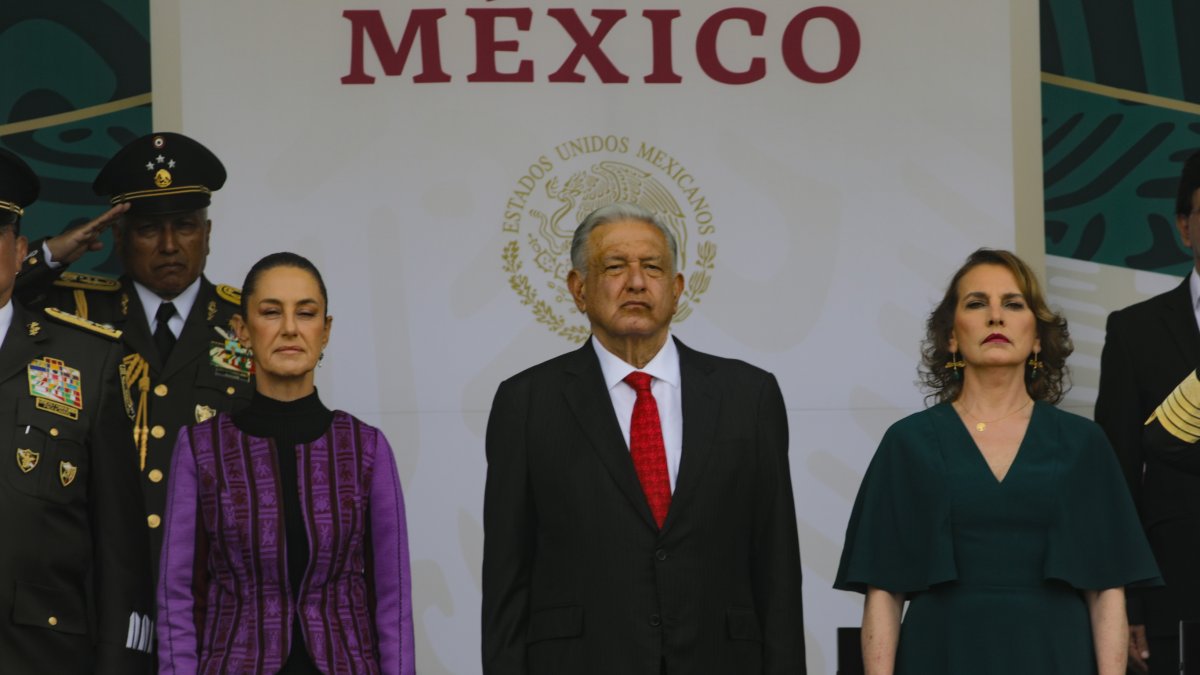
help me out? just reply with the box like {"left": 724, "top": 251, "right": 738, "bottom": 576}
{"left": 1146, "top": 369, "right": 1200, "bottom": 443}
{"left": 44, "top": 307, "right": 123, "bottom": 340}
{"left": 215, "top": 284, "right": 241, "bottom": 306}
{"left": 52, "top": 271, "right": 121, "bottom": 292}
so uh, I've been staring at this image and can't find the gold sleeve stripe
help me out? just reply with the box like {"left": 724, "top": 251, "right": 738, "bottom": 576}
{"left": 0, "top": 200, "right": 23, "bottom": 216}
{"left": 53, "top": 271, "right": 120, "bottom": 292}
{"left": 1146, "top": 369, "right": 1200, "bottom": 443}
{"left": 43, "top": 307, "right": 122, "bottom": 340}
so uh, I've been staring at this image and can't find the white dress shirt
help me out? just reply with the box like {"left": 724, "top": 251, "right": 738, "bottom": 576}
{"left": 135, "top": 277, "right": 201, "bottom": 339}
{"left": 1190, "top": 269, "right": 1200, "bottom": 335}
{"left": 591, "top": 334, "right": 683, "bottom": 491}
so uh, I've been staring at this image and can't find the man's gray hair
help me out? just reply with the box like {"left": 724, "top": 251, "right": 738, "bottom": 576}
{"left": 570, "top": 202, "right": 679, "bottom": 275}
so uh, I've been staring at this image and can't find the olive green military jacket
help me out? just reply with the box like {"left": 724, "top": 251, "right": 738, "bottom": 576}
{"left": 16, "top": 256, "right": 254, "bottom": 579}
{"left": 0, "top": 301, "right": 153, "bottom": 673}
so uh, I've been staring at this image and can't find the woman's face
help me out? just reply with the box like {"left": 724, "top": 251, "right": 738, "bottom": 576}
{"left": 949, "top": 263, "right": 1039, "bottom": 371}
{"left": 235, "top": 265, "right": 331, "bottom": 388}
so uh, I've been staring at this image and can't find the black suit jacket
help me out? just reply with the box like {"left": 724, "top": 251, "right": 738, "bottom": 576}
{"left": 1095, "top": 277, "right": 1200, "bottom": 638}
{"left": 0, "top": 301, "right": 153, "bottom": 673}
{"left": 15, "top": 270, "right": 254, "bottom": 579}
{"left": 482, "top": 338, "right": 806, "bottom": 675}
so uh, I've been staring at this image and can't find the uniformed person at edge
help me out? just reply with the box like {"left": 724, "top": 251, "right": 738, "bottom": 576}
{"left": 0, "top": 148, "right": 154, "bottom": 673}
{"left": 15, "top": 133, "right": 254, "bottom": 581}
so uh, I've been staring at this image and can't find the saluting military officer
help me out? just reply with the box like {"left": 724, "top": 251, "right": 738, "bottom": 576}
{"left": 15, "top": 133, "right": 254, "bottom": 580}
{"left": 0, "top": 148, "right": 154, "bottom": 673}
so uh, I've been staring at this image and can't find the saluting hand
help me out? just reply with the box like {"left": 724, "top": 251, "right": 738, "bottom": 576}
{"left": 45, "top": 202, "right": 129, "bottom": 265}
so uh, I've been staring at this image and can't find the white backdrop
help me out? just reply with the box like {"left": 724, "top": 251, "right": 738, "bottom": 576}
{"left": 155, "top": 2, "right": 1037, "bottom": 672}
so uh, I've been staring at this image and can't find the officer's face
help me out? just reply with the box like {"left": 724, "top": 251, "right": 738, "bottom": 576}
{"left": 115, "top": 208, "right": 211, "bottom": 299}
{"left": 232, "top": 265, "right": 332, "bottom": 396}
{"left": 0, "top": 225, "right": 28, "bottom": 309}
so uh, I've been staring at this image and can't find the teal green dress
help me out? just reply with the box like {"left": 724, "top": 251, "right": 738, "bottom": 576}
{"left": 835, "top": 402, "right": 1161, "bottom": 675}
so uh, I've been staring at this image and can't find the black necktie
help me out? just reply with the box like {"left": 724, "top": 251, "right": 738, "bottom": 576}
{"left": 154, "top": 302, "right": 177, "bottom": 361}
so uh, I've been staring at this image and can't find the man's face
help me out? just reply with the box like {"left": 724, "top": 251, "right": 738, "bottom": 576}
{"left": 0, "top": 225, "right": 27, "bottom": 308}
{"left": 116, "top": 208, "right": 211, "bottom": 299}
{"left": 568, "top": 218, "right": 683, "bottom": 348}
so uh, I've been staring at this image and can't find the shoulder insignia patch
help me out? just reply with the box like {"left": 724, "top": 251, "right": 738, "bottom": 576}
{"left": 52, "top": 271, "right": 121, "bottom": 292}
{"left": 215, "top": 284, "right": 241, "bottom": 306}
{"left": 44, "top": 307, "right": 123, "bottom": 340}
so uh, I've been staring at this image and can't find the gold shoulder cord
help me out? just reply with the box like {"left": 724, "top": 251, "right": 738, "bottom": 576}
{"left": 73, "top": 290, "right": 88, "bottom": 320}
{"left": 122, "top": 353, "right": 152, "bottom": 469}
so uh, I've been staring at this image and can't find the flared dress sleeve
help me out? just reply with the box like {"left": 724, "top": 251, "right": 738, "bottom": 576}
{"left": 1042, "top": 416, "right": 1162, "bottom": 590}
{"left": 834, "top": 409, "right": 958, "bottom": 594}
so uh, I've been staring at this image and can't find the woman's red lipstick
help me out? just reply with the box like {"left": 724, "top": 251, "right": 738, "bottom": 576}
{"left": 983, "top": 333, "right": 1010, "bottom": 344}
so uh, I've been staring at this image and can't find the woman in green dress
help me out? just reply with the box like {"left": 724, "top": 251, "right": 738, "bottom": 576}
{"left": 835, "top": 249, "right": 1160, "bottom": 675}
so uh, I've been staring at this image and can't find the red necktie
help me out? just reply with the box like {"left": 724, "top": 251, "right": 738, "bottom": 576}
{"left": 624, "top": 372, "right": 671, "bottom": 528}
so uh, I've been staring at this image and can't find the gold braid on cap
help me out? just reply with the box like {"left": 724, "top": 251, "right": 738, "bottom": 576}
{"left": 110, "top": 185, "right": 212, "bottom": 204}
{"left": 0, "top": 200, "right": 24, "bottom": 216}
{"left": 1146, "top": 369, "right": 1200, "bottom": 443}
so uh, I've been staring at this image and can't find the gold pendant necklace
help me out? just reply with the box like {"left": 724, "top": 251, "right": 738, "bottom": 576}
{"left": 958, "top": 398, "right": 1032, "bottom": 432}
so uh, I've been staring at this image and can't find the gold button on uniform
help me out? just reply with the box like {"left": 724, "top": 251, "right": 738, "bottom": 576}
{"left": 147, "top": 514, "right": 161, "bottom": 528}
{"left": 47, "top": 616, "right": 57, "bottom": 626}
{"left": 148, "top": 469, "right": 164, "bottom": 483}
{"left": 154, "top": 384, "right": 168, "bottom": 397}
{"left": 151, "top": 425, "right": 166, "bottom": 439}
{"left": 28, "top": 257, "right": 38, "bottom": 266}
{"left": 49, "top": 428, "right": 59, "bottom": 437}
{"left": 226, "top": 386, "right": 236, "bottom": 395}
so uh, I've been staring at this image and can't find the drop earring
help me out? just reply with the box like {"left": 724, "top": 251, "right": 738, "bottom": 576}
{"left": 1027, "top": 351, "right": 1042, "bottom": 380}
{"left": 946, "top": 352, "right": 965, "bottom": 381}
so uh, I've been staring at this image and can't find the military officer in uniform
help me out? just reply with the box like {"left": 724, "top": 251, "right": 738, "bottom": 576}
{"left": 0, "top": 148, "right": 154, "bottom": 673}
{"left": 15, "top": 133, "right": 254, "bottom": 580}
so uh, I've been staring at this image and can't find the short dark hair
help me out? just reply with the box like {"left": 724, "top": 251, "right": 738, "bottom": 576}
{"left": 240, "top": 251, "right": 328, "bottom": 316}
{"left": 919, "top": 248, "right": 1073, "bottom": 405}
{"left": 1176, "top": 150, "right": 1200, "bottom": 217}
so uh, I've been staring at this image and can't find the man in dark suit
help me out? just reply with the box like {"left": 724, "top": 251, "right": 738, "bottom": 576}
{"left": 15, "top": 133, "right": 253, "bottom": 581}
{"left": 0, "top": 148, "right": 153, "bottom": 673}
{"left": 1096, "top": 151, "right": 1200, "bottom": 674}
{"left": 482, "top": 203, "right": 806, "bottom": 675}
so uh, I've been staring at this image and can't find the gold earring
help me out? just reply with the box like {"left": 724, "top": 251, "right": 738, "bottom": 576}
{"left": 946, "top": 351, "right": 965, "bottom": 381}
{"left": 1027, "top": 352, "right": 1043, "bottom": 380}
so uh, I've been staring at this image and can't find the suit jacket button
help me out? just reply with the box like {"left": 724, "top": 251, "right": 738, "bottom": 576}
{"left": 655, "top": 548, "right": 668, "bottom": 561}
{"left": 48, "top": 616, "right": 57, "bottom": 626}
{"left": 649, "top": 614, "right": 661, "bottom": 627}
{"left": 154, "top": 384, "right": 169, "bottom": 397}
{"left": 147, "top": 514, "right": 162, "bottom": 528}
{"left": 226, "top": 386, "right": 236, "bottom": 395}
{"left": 151, "top": 425, "right": 166, "bottom": 439}
{"left": 148, "top": 469, "right": 164, "bottom": 483}
{"left": 49, "top": 428, "right": 59, "bottom": 437}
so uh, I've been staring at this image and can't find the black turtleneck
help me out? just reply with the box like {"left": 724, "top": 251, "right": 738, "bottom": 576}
{"left": 232, "top": 389, "right": 333, "bottom": 675}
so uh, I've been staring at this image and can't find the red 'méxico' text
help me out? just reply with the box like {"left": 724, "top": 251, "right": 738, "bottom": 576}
{"left": 341, "top": 6, "right": 860, "bottom": 85}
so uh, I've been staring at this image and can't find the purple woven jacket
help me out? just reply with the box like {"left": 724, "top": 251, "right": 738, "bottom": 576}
{"left": 157, "top": 412, "right": 415, "bottom": 674}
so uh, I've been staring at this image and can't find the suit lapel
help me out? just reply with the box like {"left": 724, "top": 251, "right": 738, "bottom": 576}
{"left": 562, "top": 343, "right": 658, "bottom": 530}
{"left": 0, "top": 303, "right": 48, "bottom": 384}
{"left": 162, "top": 279, "right": 216, "bottom": 380}
{"left": 1161, "top": 278, "right": 1200, "bottom": 366}
{"left": 662, "top": 339, "right": 718, "bottom": 533}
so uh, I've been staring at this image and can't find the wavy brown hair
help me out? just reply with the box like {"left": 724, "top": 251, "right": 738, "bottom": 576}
{"left": 919, "top": 249, "right": 1072, "bottom": 404}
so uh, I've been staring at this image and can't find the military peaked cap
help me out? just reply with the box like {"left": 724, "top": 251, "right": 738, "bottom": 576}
{"left": 93, "top": 132, "right": 226, "bottom": 215}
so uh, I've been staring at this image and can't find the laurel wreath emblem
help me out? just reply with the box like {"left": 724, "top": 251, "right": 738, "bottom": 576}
{"left": 502, "top": 148, "right": 716, "bottom": 343}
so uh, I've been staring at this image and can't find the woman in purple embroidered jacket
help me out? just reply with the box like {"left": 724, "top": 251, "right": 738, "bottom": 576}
{"left": 157, "top": 252, "right": 415, "bottom": 674}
